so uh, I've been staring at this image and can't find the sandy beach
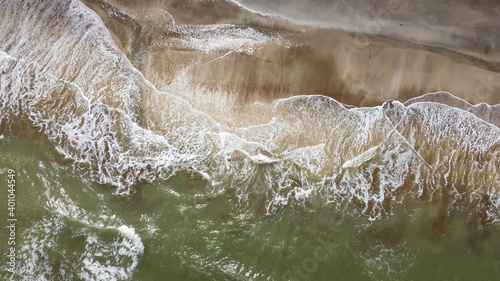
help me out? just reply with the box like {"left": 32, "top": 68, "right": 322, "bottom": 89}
{"left": 1, "top": 1, "right": 500, "bottom": 280}
{"left": 83, "top": 0, "right": 500, "bottom": 114}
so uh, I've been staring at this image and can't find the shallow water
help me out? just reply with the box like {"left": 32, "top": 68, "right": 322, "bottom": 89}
{"left": 1, "top": 128, "right": 500, "bottom": 281}
{"left": 0, "top": 0, "right": 499, "bottom": 280}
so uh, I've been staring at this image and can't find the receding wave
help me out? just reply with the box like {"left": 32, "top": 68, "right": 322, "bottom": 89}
{"left": 0, "top": 0, "right": 499, "bottom": 236}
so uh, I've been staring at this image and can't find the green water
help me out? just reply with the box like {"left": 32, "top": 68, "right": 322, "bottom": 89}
{"left": 1, "top": 131, "right": 500, "bottom": 281}
{"left": 1, "top": 0, "right": 499, "bottom": 280}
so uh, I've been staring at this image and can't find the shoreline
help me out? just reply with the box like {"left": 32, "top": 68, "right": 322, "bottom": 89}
{"left": 80, "top": 0, "right": 500, "bottom": 114}
{"left": 83, "top": 0, "right": 500, "bottom": 111}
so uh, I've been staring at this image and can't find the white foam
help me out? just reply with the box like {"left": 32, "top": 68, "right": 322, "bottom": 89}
{"left": 237, "top": 149, "right": 281, "bottom": 164}
{"left": 168, "top": 24, "right": 278, "bottom": 54}
{"left": 15, "top": 215, "right": 143, "bottom": 281}
{"left": 79, "top": 225, "right": 144, "bottom": 281}
{"left": 0, "top": 0, "right": 499, "bottom": 227}
{"left": 342, "top": 146, "right": 380, "bottom": 169}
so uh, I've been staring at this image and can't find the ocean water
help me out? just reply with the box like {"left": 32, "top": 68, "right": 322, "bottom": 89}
{"left": 1, "top": 0, "right": 499, "bottom": 280}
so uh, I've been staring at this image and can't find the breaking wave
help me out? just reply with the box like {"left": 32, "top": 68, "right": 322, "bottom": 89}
{"left": 0, "top": 0, "right": 499, "bottom": 231}
{"left": 16, "top": 216, "right": 143, "bottom": 281}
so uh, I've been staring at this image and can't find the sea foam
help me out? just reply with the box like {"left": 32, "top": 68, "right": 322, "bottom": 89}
{"left": 0, "top": 0, "right": 499, "bottom": 227}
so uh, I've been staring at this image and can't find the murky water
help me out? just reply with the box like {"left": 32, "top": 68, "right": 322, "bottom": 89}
{"left": 1, "top": 0, "right": 499, "bottom": 280}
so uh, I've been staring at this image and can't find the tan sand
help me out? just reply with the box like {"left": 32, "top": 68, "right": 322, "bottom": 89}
{"left": 82, "top": 0, "right": 500, "bottom": 113}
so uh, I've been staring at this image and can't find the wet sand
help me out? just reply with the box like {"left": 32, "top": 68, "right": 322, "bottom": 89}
{"left": 83, "top": 0, "right": 500, "bottom": 111}
{"left": 1, "top": 2, "right": 500, "bottom": 279}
